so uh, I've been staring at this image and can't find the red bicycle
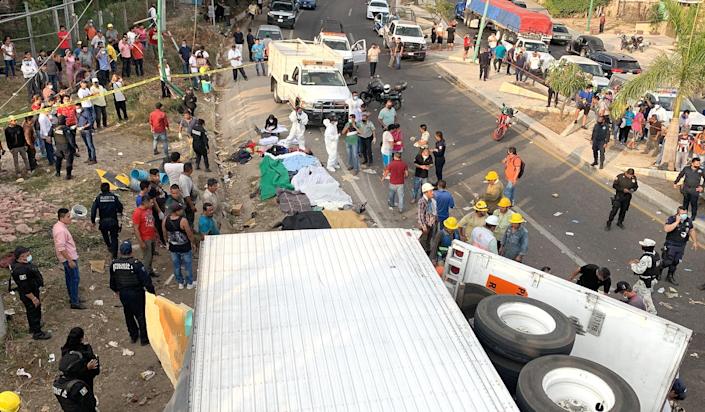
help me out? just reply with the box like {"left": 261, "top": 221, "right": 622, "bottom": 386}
{"left": 492, "top": 104, "right": 517, "bottom": 141}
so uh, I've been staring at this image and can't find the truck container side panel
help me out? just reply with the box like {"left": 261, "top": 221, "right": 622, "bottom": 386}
{"left": 190, "top": 229, "right": 519, "bottom": 411}
{"left": 468, "top": 0, "right": 552, "bottom": 35}
{"left": 444, "top": 242, "right": 692, "bottom": 412}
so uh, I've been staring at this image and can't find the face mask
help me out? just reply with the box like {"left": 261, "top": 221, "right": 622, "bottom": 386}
{"left": 680, "top": 213, "right": 689, "bottom": 220}
{"left": 76, "top": 109, "right": 82, "bottom": 113}
{"left": 353, "top": 96, "right": 358, "bottom": 100}
{"left": 26, "top": 255, "right": 33, "bottom": 263}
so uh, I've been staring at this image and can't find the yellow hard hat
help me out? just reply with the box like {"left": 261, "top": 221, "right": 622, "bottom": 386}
{"left": 443, "top": 217, "right": 459, "bottom": 230}
{"left": 484, "top": 171, "right": 499, "bottom": 181}
{"left": 473, "top": 200, "right": 488, "bottom": 212}
{"left": 509, "top": 213, "right": 526, "bottom": 224}
{"left": 0, "top": 391, "right": 21, "bottom": 412}
{"left": 498, "top": 197, "right": 512, "bottom": 208}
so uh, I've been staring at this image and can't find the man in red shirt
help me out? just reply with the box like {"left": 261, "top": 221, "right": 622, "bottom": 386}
{"left": 149, "top": 102, "right": 170, "bottom": 156}
{"left": 132, "top": 41, "right": 145, "bottom": 76}
{"left": 132, "top": 195, "right": 158, "bottom": 276}
{"left": 57, "top": 25, "right": 71, "bottom": 56}
{"left": 382, "top": 151, "right": 408, "bottom": 213}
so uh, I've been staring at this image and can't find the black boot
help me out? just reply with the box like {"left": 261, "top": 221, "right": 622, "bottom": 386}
{"left": 699, "top": 283, "right": 705, "bottom": 291}
{"left": 605, "top": 221, "right": 612, "bottom": 231}
{"left": 65, "top": 167, "right": 73, "bottom": 180}
{"left": 667, "top": 273, "right": 679, "bottom": 286}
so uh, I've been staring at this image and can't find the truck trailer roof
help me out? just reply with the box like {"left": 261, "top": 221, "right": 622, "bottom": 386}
{"left": 187, "top": 229, "right": 518, "bottom": 411}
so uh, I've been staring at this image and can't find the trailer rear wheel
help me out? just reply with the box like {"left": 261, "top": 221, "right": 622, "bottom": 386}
{"left": 474, "top": 295, "right": 575, "bottom": 364}
{"left": 485, "top": 348, "right": 524, "bottom": 394}
{"left": 459, "top": 284, "right": 495, "bottom": 319}
{"left": 516, "top": 355, "right": 640, "bottom": 412}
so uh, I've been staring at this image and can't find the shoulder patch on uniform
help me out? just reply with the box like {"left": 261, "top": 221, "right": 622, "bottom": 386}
{"left": 18, "top": 274, "right": 27, "bottom": 281}
{"left": 79, "top": 386, "right": 88, "bottom": 396}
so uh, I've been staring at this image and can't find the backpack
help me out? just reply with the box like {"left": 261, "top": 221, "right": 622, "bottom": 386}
{"left": 517, "top": 158, "right": 526, "bottom": 179}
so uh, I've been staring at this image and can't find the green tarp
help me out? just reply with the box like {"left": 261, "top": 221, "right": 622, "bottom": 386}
{"left": 259, "top": 156, "right": 294, "bottom": 200}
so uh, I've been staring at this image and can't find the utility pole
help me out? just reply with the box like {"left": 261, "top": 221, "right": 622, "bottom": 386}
{"left": 24, "top": 2, "right": 36, "bottom": 56}
{"left": 586, "top": 0, "right": 595, "bottom": 33}
{"left": 157, "top": 0, "right": 183, "bottom": 96}
{"left": 472, "top": 0, "right": 490, "bottom": 62}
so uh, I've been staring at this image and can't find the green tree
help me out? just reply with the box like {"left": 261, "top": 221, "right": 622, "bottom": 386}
{"left": 430, "top": 0, "right": 455, "bottom": 21}
{"left": 613, "top": 0, "right": 705, "bottom": 170}
{"left": 545, "top": 61, "right": 590, "bottom": 116}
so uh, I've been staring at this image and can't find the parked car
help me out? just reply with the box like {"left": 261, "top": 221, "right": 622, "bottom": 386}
{"left": 565, "top": 35, "right": 605, "bottom": 57}
{"left": 266, "top": 0, "right": 299, "bottom": 29}
{"left": 558, "top": 55, "right": 609, "bottom": 91}
{"left": 367, "top": 0, "right": 389, "bottom": 19}
{"left": 550, "top": 22, "right": 572, "bottom": 45}
{"left": 256, "top": 24, "right": 284, "bottom": 41}
{"left": 382, "top": 19, "right": 427, "bottom": 61}
{"left": 590, "top": 51, "right": 642, "bottom": 77}
{"left": 644, "top": 89, "right": 705, "bottom": 134}
{"left": 296, "top": 0, "right": 316, "bottom": 10}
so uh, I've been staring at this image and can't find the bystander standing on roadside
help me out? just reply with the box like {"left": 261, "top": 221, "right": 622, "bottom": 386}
{"left": 431, "top": 131, "right": 446, "bottom": 182}
{"left": 2, "top": 36, "right": 17, "bottom": 77}
{"left": 164, "top": 203, "right": 196, "bottom": 289}
{"left": 52, "top": 208, "right": 86, "bottom": 309}
{"left": 111, "top": 74, "right": 129, "bottom": 121}
{"left": 382, "top": 151, "right": 408, "bottom": 214}
{"left": 418, "top": 183, "right": 440, "bottom": 259}
{"left": 500, "top": 213, "right": 528, "bottom": 262}
{"left": 502, "top": 146, "right": 522, "bottom": 203}
{"left": 478, "top": 47, "right": 491, "bottom": 81}
{"left": 149, "top": 102, "right": 169, "bottom": 156}
{"left": 132, "top": 195, "right": 158, "bottom": 277}
{"left": 493, "top": 42, "right": 506, "bottom": 73}
{"left": 252, "top": 39, "right": 266, "bottom": 76}
{"left": 4, "top": 117, "right": 30, "bottom": 177}
{"left": 367, "top": 43, "right": 380, "bottom": 77}
{"left": 673, "top": 157, "right": 704, "bottom": 219}
{"left": 433, "top": 180, "right": 454, "bottom": 225}
{"left": 411, "top": 147, "right": 433, "bottom": 203}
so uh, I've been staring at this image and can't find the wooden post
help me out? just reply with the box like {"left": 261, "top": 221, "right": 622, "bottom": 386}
{"left": 24, "top": 2, "right": 36, "bottom": 56}
{"left": 98, "top": 10, "right": 103, "bottom": 31}
{"left": 53, "top": 8, "right": 61, "bottom": 33}
{"left": 68, "top": 0, "right": 78, "bottom": 42}
{"left": 62, "top": 0, "right": 71, "bottom": 48}
{"left": 123, "top": 5, "right": 129, "bottom": 31}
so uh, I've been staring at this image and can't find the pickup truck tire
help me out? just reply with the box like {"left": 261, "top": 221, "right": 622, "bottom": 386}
{"left": 473, "top": 295, "right": 576, "bottom": 364}
{"left": 485, "top": 348, "right": 524, "bottom": 394}
{"left": 459, "top": 284, "right": 495, "bottom": 320}
{"left": 516, "top": 355, "right": 640, "bottom": 412}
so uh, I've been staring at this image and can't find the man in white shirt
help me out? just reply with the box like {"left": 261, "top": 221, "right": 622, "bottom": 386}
{"left": 178, "top": 162, "right": 197, "bottom": 226}
{"left": 148, "top": 4, "right": 158, "bottom": 25}
{"left": 76, "top": 80, "right": 95, "bottom": 127}
{"left": 201, "top": 178, "right": 222, "bottom": 224}
{"left": 20, "top": 51, "right": 38, "bottom": 101}
{"left": 226, "top": 44, "right": 248, "bottom": 81}
{"left": 164, "top": 151, "right": 184, "bottom": 185}
{"left": 527, "top": 51, "right": 542, "bottom": 78}
{"left": 470, "top": 215, "right": 499, "bottom": 253}
{"left": 188, "top": 53, "right": 199, "bottom": 88}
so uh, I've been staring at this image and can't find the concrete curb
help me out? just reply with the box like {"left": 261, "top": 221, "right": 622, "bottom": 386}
{"left": 435, "top": 61, "right": 705, "bottom": 232}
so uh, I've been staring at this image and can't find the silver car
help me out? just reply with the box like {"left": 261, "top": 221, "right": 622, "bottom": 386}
{"left": 551, "top": 23, "right": 572, "bottom": 45}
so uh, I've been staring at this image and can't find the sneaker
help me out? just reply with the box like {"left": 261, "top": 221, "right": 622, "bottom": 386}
{"left": 205, "top": 168, "right": 212, "bottom": 172}
{"left": 187, "top": 283, "right": 195, "bottom": 290}
{"left": 178, "top": 283, "right": 184, "bottom": 290}
{"left": 334, "top": 164, "right": 341, "bottom": 169}
{"left": 131, "top": 336, "right": 138, "bottom": 344}
{"left": 32, "top": 331, "right": 52, "bottom": 340}
{"left": 70, "top": 303, "right": 87, "bottom": 310}
{"left": 327, "top": 167, "right": 336, "bottom": 173}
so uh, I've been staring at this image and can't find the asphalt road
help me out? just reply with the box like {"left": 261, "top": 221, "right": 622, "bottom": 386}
{"left": 244, "top": 0, "right": 705, "bottom": 408}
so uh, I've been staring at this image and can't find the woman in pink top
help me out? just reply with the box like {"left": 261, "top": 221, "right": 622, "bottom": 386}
{"left": 64, "top": 49, "right": 78, "bottom": 89}
{"left": 628, "top": 107, "right": 645, "bottom": 150}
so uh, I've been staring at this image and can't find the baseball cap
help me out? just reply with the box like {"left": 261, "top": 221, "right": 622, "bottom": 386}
{"left": 119, "top": 240, "right": 132, "bottom": 255}
{"left": 614, "top": 281, "right": 631, "bottom": 293}
{"left": 168, "top": 202, "right": 183, "bottom": 213}
{"left": 91, "top": 78, "right": 99, "bottom": 83}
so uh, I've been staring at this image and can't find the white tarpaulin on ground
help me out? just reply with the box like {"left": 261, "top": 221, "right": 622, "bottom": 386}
{"left": 291, "top": 165, "right": 353, "bottom": 209}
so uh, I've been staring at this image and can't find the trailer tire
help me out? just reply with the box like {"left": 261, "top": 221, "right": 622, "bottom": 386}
{"left": 516, "top": 355, "right": 640, "bottom": 412}
{"left": 485, "top": 348, "right": 524, "bottom": 394}
{"left": 459, "top": 284, "right": 495, "bottom": 319}
{"left": 474, "top": 295, "right": 575, "bottom": 364}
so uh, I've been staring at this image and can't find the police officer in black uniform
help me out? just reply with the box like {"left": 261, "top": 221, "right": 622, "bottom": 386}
{"left": 661, "top": 206, "right": 698, "bottom": 286}
{"left": 590, "top": 115, "right": 610, "bottom": 169}
{"left": 606, "top": 168, "right": 638, "bottom": 230}
{"left": 90, "top": 182, "right": 123, "bottom": 259}
{"left": 191, "top": 118, "right": 210, "bottom": 172}
{"left": 53, "top": 115, "right": 77, "bottom": 180}
{"left": 109, "top": 240, "right": 155, "bottom": 345}
{"left": 10, "top": 246, "right": 51, "bottom": 340}
{"left": 52, "top": 351, "right": 97, "bottom": 412}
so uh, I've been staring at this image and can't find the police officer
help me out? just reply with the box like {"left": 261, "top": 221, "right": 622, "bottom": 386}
{"left": 191, "top": 118, "right": 210, "bottom": 172}
{"left": 53, "top": 115, "right": 77, "bottom": 180}
{"left": 590, "top": 115, "right": 610, "bottom": 169}
{"left": 661, "top": 206, "right": 697, "bottom": 286}
{"left": 605, "top": 168, "right": 638, "bottom": 230}
{"left": 90, "top": 182, "right": 123, "bottom": 259}
{"left": 10, "top": 247, "right": 51, "bottom": 340}
{"left": 52, "top": 351, "right": 97, "bottom": 411}
{"left": 629, "top": 238, "right": 661, "bottom": 315}
{"left": 109, "top": 240, "right": 155, "bottom": 345}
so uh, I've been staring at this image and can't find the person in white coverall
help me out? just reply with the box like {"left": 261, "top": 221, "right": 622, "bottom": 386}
{"left": 346, "top": 91, "right": 363, "bottom": 123}
{"left": 282, "top": 106, "right": 309, "bottom": 150}
{"left": 323, "top": 117, "right": 340, "bottom": 172}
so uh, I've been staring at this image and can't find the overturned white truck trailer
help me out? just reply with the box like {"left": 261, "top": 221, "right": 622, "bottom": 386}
{"left": 180, "top": 229, "right": 518, "bottom": 411}
{"left": 443, "top": 240, "right": 692, "bottom": 412}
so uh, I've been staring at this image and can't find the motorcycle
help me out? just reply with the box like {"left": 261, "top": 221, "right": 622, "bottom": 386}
{"left": 632, "top": 35, "right": 648, "bottom": 52}
{"left": 619, "top": 34, "right": 634, "bottom": 52}
{"left": 360, "top": 77, "right": 406, "bottom": 109}
{"left": 492, "top": 103, "right": 517, "bottom": 141}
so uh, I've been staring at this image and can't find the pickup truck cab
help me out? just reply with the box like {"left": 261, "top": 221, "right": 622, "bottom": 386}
{"left": 267, "top": 0, "right": 299, "bottom": 29}
{"left": 373, "top": 12, "right": 397, "bottom": 36}
{"left": 314, "top": 32, "right": 366, "bottom": 77}
{"left": 383, "top": 19, "right": 427, "bottom": 61}
{"left": 645, "top": 89, "right": 705, "bottom": 135}
{"left": 502, "top": 36, "right": 554, "bottom": 71}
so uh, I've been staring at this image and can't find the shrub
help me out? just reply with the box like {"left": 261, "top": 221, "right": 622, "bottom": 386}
{"left": 544, "top": 0, "right": 610, "bottom": 18}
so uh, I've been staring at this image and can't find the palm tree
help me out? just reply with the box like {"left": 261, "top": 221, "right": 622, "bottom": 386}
{"left": 545, "top": 61, "right": 591, "bottom": 116}
{"left": 612, "top": 0, "right": 705, "bottom": 170}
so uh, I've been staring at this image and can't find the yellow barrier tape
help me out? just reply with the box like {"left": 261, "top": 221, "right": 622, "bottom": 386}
{"left": 0, "top": 63, "right": 255, "bottom": 124}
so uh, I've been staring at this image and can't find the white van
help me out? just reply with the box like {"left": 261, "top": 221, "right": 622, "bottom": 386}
{"left": 558, "top": 55, "right": 609, "bottom": 91}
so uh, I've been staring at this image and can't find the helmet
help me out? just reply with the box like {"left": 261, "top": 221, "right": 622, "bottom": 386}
{"left": 485, "top": 215, "right": 500, "bottom": 226}
{"left": 509, "top": 213, "right": 526, "bottom": 224}
{"left": 497, "top": 197, "right": 512, "bottom": 208}
{"left": 0, "top": 391, "right": 21, "bottom": 412}
{"left": 383, "top": 84, "right": 391, "bottom": 93}
{"left": 484, "top": 171, "right": 499, "bottom": 181}
{"left": 473, "top": 201, "right": 488, "bottom": 212}
{"left": 443, "top": 217, "right": 459, "bottom": 230}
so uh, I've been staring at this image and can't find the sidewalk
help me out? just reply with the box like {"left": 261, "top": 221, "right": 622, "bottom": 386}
{"left": 432, "top": 56, "right": 705, "bottom": 232}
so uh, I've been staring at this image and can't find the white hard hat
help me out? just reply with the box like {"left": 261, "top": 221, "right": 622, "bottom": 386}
{"left": 638, "top": 238, "right": 656, "bottom": 247}
{"left": 485, "top": 215, "right": 500, "bottom": 226}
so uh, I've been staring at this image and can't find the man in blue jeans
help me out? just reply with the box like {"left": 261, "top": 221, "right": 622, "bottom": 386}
{"left": 163, "top": 202, "right": 196, "bottom": 289}
{"left": 52, "top": 208, "right": 86, "bottom": 309}
{"left": 382, "top": 151, "right": 408, "bottom": 213}
{"left": 342, "top": 114, "right": 361, "bottom": 175}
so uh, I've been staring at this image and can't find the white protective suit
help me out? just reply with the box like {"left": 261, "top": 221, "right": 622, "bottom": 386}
{"left": 281, "top": 109, "right": 309, "bottom": 150}
{"left": 323, "top": 118, "right": 340, "bottom": 171}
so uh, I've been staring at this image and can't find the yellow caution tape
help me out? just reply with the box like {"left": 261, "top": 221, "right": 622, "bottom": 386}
{"left": 0, "top": 62, "right": 256, "bottom": 124}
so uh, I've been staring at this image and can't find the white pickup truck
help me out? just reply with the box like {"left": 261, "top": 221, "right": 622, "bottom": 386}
{"left": 314, "top": 31, "right": 366, "bottom": 78}
{"left": 502, "top": 35, "right": 554, "bottom": 72}
{"left": 443, "top": 240, "right": 692, "bottom": 412}
{"left": 382, "top": 19, "right": 427, "bottom": 61}
{"left": 268, "top": 39, "right": 353, "bottom": 125}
